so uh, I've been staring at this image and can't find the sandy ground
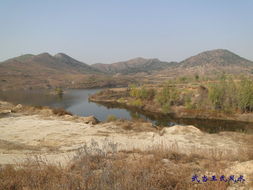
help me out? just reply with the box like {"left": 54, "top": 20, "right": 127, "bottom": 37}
{"left": 0, "top": 111, "right": 248, "bottom": 165}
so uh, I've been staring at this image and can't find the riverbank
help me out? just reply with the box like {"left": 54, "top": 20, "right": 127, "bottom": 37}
{"left": 0, "top": 101, "right": 253, "bottom": 189}
{"left": 89, "top": 88, "right": 253, "bottom": 123}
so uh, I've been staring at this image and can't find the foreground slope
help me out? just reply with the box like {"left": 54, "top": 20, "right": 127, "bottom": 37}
{"left": 0, "top": 101, "right": 252, "bottom": 189}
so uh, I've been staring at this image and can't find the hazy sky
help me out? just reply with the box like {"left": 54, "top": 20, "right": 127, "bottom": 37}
{"left": 0, "top": 0, "right": 252, "bottom": 64}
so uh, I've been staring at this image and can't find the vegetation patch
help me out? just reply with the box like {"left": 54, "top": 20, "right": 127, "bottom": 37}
{"left": 52, "top": 108, "right": 73, "bottom": 116}
{"left": 106, "top": 114, "right": 117, "bottom": 122}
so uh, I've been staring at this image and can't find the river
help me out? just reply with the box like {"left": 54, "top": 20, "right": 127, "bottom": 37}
{"left": 0, "top": 88, "right": 252, "bottom": 133}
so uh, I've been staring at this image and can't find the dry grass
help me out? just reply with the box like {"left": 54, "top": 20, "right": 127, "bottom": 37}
{"left": 115, "top": 119, "right": 157, "bottom": 132}
{"left": 1, "top": 140, "right": 246, "bottom": 190}
{"left": 52, "top": 108, "right": 72, "bottom": 116}
{"left": 0, "top": 140, "right": 38, "bottom": 151}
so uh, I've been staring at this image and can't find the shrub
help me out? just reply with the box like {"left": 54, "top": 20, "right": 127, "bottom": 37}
{"left": 55, "top": 87, "right": 64, "bottom": 96}
{"left": 118, "top": 97, "right": 125, "bottom": 103}
{"left": 194, "top": 74, "right": 200, "bottom": 81}
{"left": 208, "top": 77, "right": 238, "bottom": 112}
{"left": 129, "top": 84, "right": 156, "bottom": 100}
{"left": 106, "top": 114, "right": 117, "bottom": 122}
{"left": 238, "top": 78, "right": 253, "bottom": 112}
{"left": 130, "top": 99, "right": 143, "bottom": 107}
{"left": 208, "top": 82, "right": 226, "bottom": 110}
{"left": 161, "top": 103, "right": 171, "bottom": 113}
{"left": 184, "top": 95, "right": 196, "bottom": 109}
{"left": 178, "top": 76, "right": 187, "bottom": 83}
{"left": 0, "top": 142, "right": 234, "bottom": 190}
{"left": 155, "top": 81, "right": 179, "bottom": 109}
{"left": 52, "top": 108, "right": 72, "bottom": 116}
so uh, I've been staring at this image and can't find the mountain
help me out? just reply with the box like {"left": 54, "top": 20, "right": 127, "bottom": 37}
{"left": 54, "top": 53, "right": 100, "bottom": 73}
{"left": 179, "top": 49, "right": 253, "bottom": 67}
{"left": 0, "top": 52, "right": 99, "bottom": 75}
{"left": 0, "top": 53, "right": 105, "bottom": 90}
{"left": 153, "top": 49, "right": 253, "bottom": 79}
{"left": 92, "top": 57, "right": 177, "bottom": 74}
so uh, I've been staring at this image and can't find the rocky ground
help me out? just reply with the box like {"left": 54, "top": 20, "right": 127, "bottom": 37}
{"left": 0, "top": 101, "right": 253, "bottom": 189}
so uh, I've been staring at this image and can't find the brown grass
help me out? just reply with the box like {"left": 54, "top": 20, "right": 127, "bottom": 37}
{"left": 114, "top": 120, "right": 157, "bottom": 132}
{"left": 52, "top": 108, "right": 72, "bottom": 116}
{"left": 2, "top": 141, "right": 246, "bottom": 190}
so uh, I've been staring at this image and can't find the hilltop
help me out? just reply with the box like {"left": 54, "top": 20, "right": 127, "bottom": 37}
{"left": 180, "top": 49, "right": 253, "bottom": 67}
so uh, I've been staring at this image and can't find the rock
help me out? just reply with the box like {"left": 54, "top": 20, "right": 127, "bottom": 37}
{"left": 82, "top": 116, "right": 99, "bottom": 125}
{"left": 63, "top": 115, "right": 73, "bottom": 119}
{"left": 15, "top": 104, "right": 23, "bottom": 109}
{"left": 160, "top": 125, "right": 203, "bottom": 135}
{"left": 11, "top": 104, "right": 23, "bottom": 112}
{"left": 0, "top": 110, "right": 11, "bottom": 114}
{"left": 0, "top": 109, "right": 12, "bottom": 117}
{"left": 161, "top": 158, "right": 170, "bottom": 164}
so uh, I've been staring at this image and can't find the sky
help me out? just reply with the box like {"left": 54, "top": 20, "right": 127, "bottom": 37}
{"left": 0, "top": 0, "right": 253, "bottom": 64}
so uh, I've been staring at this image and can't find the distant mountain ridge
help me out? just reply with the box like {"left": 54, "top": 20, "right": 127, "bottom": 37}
{"left": 1, "top": 49, "right": 253, "bottom": 90}
{"left": 92, "top": 57, "right": 177, "bottom": 74}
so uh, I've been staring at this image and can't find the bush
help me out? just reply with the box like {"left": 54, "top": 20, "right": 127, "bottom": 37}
{"left": 178, "top": 76, "right": 187, "bottom": 83}
{"left": 238, "top": 78, "right": 253, "bottom": 112}
{"left": 0, "top": 142, "right": 233, "bottom": 190}
{"left": 52, "top": 108, "right": 72, "bottom": 116}
{"left": 184, "top": 95, "right": 196, "bottom": 109}
{"left": 55, "top": 87, "right": 64, "bottom": 96}
{"left": 194, "top": 74, "right": 200, "bottom": 81}
{"left": 118, "top": 97, "right": 125, "bottom": 103}
{"left": 161, "top": 103, "right": 171, "bottom": 113}
{"left": 106, "top": 115, "right": 117, "bottom": 122}
{"left": 208, "top": 82, "right": 226, "bottom": 110}
{"left": 208, "top": 77, "right": 238, "bottom": 112}
{"left": 129, "top": 84, "right": 156, "bottom": 100}
{"left": 155, "top": 82, "right": 179, "bottom": 109}
{"left": 130, "top": 99, "right": 143, "bottom": 107}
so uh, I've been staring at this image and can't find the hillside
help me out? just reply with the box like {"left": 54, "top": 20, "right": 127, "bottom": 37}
{"left": 153, "top": 49, "right": 253, "bottom": 80}
{"left": 92, "top": 57, "right": 177, "bottom": 74}
{"left": 0, "top": 53, "right": 132, "bottom": 90}
{"left": 180, "top": 49, "right": 253, "bottom": 67}
{"left": 0, "top": 53, "right": 99, "bottom": 75}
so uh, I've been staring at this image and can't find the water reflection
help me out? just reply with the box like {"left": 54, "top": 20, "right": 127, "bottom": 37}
{"left": 97, "top": 101, "right": 253, "bottom": 134}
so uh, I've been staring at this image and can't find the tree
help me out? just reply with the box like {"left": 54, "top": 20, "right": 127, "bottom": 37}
{"left": 238, "top": 78, "right": 253, "bottom": 112}
{"left": 194, "top": 74, "right": 199, "bottom": 81}
{"left": 155, "top": 82, "right": 179, "bottom": 113}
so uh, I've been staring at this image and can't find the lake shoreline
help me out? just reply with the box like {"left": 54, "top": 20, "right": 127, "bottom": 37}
{"left": 89, "top": 89, "right": 253, "bottom": 123}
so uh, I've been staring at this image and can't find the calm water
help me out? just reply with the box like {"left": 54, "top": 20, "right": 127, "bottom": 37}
{"left": 0, "top": 89, "right": 134, "bottom": 121}
{"left": 0, "top": 89, "right": 252, "bottom": 133}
